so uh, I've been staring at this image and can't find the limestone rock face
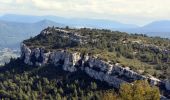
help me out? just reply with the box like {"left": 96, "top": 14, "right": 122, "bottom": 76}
{"left": 84, "top": 67, "right": 125, "bottom": 88}
{"left": 50, "top": 51, "right": 66, "bottom": 65}
{"left": 20, "top": 43, "right": 163, "bottom": 89}
{"left": 49, "top": 51, "right": 82, "bottom": 72}
{"left": 21, "top": 44, "right": 82, "bottom": 72}
{"left": 21, "top": 43, "right": 32, "bottom": 65}
{"left": 87, "top": 57, "right": 112, "bottom": 72}
{"left": 63, "top": 52, "right": 81, "bottom": 72}
{"left": 21, "top": 43, "right": 51, "bottom": 66}
{"left": 34, "top": 48, "right": 40, "bottom": 59}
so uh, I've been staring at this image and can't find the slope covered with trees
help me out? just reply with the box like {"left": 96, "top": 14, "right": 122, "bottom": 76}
{"left": 0, "top": 58, "right": 160, "bottom": 100}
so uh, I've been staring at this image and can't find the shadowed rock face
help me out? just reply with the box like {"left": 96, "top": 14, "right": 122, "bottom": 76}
{"left": 20, "top": 43, "right": 167, "bottom": 90}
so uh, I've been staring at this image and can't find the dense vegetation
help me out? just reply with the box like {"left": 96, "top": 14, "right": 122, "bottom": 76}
{"left": 0, "top": 58, "right": 160, "bottom": 100}
{"left": 24, "top": 27, "right": 170, "bottom": 79}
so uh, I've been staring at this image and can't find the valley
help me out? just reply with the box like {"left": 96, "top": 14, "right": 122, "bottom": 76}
{"left": 0, "top": 48, "right": 19, "bottom": 66}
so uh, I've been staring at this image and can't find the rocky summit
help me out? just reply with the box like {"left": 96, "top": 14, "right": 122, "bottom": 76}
{"left": 21, "top": 27, "right": 170, "bottom": 96}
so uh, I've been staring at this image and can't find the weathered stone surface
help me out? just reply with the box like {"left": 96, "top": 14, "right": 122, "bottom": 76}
{"left": 84, "top": 67, "right": 125, "bottom": 88}
{"left": 63, "top": 52, "right": 81, "bottom": 72}
{"left": 148, "top": 75, "right": 161, "bottom": 86}
{"left": 21, "top": 43, "right": 32, "bottom": 65}
{"left": 34, "top": 48, "right": 40, "bottom": 59}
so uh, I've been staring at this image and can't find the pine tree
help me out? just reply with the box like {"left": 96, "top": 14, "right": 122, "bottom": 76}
{"left": 55, "top": 93, "right": 62, "bottom": 100}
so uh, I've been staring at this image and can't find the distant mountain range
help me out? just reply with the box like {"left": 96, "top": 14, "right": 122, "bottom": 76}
{"left": 0, "top": 19, "right": 65, "bottom": 48}
{"left": 123, "top": 20, "right": 170, "bottom": 38}
{"left": 0, "top": 14, "right": 138, "bottom": 29}
{"left": 0, "top": 14, "right": 170, "bottom": 48}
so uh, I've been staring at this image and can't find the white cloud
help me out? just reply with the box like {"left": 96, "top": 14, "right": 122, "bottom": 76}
{"left": 0, "top": 0, "right": 13, "bottom": 4}
{"left": 1, "top": 0, "right": 170, "bottom": 25}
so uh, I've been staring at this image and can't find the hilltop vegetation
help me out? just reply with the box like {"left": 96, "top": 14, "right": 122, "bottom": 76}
{"left": 24, "top": 27, "right": 170, "bottom": 79}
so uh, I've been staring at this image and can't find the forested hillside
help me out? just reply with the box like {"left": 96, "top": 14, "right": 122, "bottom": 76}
{"left": 0, "top": 27, "right": 169, "bottom": 99}
{"left": 0, "top": 59, "right": 160, "bottom": 100}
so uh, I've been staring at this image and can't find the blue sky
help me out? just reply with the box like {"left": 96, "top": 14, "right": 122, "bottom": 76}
{"left": 0, "top": 0, "right": 170, "bottom": 25}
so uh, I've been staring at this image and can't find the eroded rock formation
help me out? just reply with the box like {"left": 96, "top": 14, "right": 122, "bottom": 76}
{"left": 20, "top": 43, "right": 168, "bottom": 90}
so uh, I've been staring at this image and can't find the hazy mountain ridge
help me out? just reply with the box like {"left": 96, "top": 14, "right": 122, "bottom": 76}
{"left": 0, "top": 14, "right": 170, "bottom": 48}
{"left": 122, "top": 20, "right": 170, "bottom": 38}
{"left": 1, "top": 14, "right": 170, "bottom": 36}
{"left": 0, "top": 19, "right": 65, "bottom": 48}
{"left": 0, "top": 14, "right": 138, "bottom": 29}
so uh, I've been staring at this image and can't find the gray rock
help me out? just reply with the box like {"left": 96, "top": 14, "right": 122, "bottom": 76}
{"left": 21, "top": 43, "right": 32, "bottom": 65}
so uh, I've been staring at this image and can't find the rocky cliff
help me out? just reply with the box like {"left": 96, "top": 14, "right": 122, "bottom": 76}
{"left": 19, "top": 27, "right": 170, "bottom": 100}
{"left": 20, "top": 43, "right": 168, "bottom": 90}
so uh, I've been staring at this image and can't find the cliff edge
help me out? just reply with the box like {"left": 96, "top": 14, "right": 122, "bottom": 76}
{"left": 20, "top": 27, "right": 170, "bottom": 93}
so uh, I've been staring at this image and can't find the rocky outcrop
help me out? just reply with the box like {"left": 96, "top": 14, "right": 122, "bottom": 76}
{"left": 20, "top": 43, "right": 166, "bottom": 89}
{"left": 21, "top": 43, "right": 81, "bottom": 72}
{"left": 21, "top": 44, "right": 32, "bottom": 65}
{"left": 84, "top": 67, "right": 126, "bottom": 88}
{"left": 40, "top": 28, "right": 87, "bottom": 44}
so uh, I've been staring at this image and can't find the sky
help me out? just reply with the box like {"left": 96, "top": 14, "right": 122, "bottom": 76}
{"left": 0, "top": 0, "right": 170, "bottom": 25}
